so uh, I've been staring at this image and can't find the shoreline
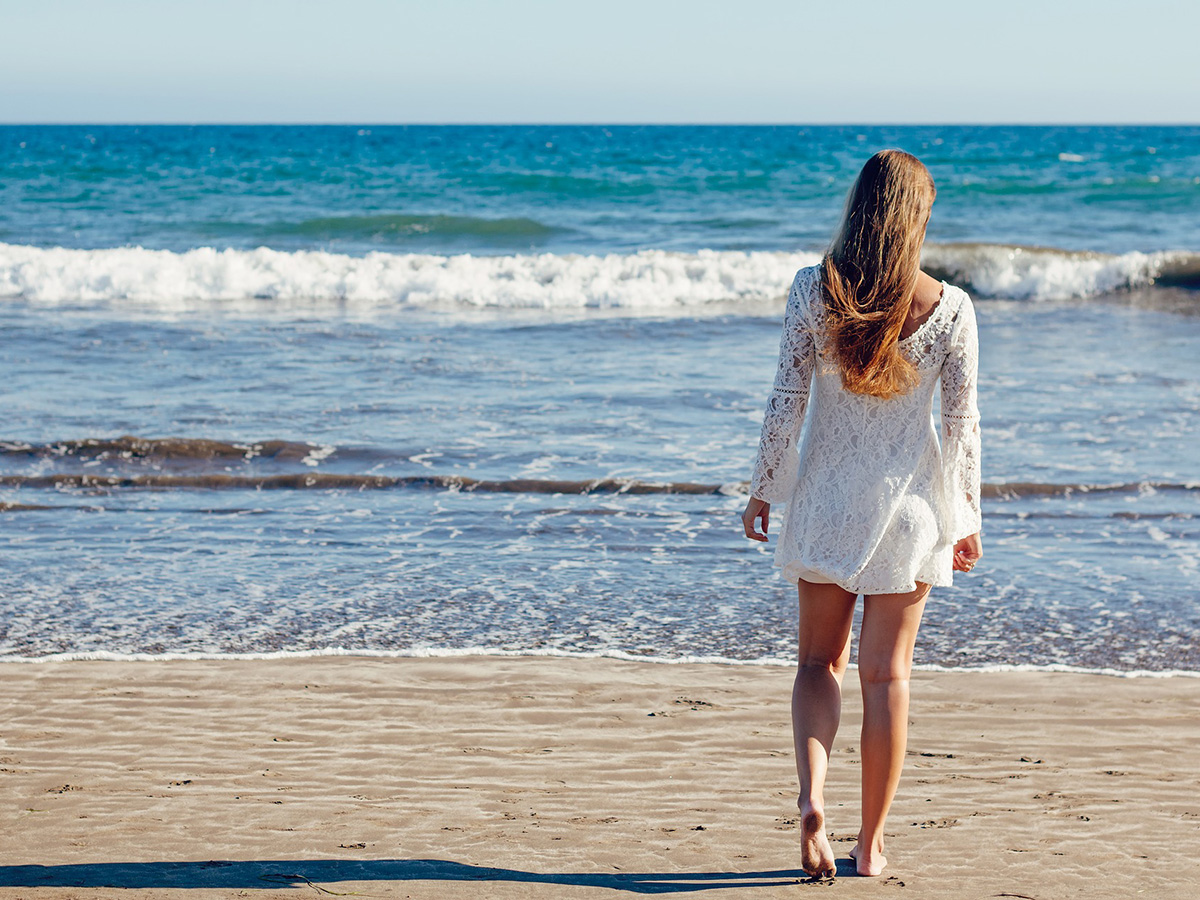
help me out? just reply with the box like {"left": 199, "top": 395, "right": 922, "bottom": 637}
{"left": 1, "top": 655, "right": 1198, "bottom": 898}
{"left": 2, "top": 646, "right": 1198, "bottom": 679}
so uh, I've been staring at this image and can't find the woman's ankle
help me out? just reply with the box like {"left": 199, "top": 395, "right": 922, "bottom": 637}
{"left": 798, "top": 793, "right": 824, "bottom": 815}
{"left": 855, "top": 828, "right": 885, "bottom": 855}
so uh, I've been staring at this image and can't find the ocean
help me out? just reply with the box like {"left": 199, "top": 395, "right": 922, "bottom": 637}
{"left": 1, "top": 124, "right": 1197, "bottom": 672}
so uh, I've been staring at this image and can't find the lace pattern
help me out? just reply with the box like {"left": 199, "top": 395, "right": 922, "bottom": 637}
{"left": 938, "top": 292, "right": 982, "bottom": 540}
{"left": 748, "top": 269, "right": 816, "bottom": 503}
{"left": 749, "top": 265, "right": 982, "bottom": 593}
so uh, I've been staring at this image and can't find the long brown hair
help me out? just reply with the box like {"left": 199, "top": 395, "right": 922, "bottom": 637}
{"left": 821, "top": 149, "right": 936, "bottom": 398}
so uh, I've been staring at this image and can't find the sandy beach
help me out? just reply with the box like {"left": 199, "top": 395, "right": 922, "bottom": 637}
{"left": 0, "top": 655, "right": 1197, "bottom": 899}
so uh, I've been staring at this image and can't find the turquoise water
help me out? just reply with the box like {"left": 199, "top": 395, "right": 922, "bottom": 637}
{"left": 0, "top": 126, "right": 1197, "bottom": 670}
{"left": 3, "top": 124, "right": 1198, "bottom": 255}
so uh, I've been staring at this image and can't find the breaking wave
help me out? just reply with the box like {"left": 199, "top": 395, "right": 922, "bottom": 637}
{"left": 922, "top": 243, "right": 1200, "bottom": 301}
{"left": 1, "top": 242, "right": 1196, "bottom": 312}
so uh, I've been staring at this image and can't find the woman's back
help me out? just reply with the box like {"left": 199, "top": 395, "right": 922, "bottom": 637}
{"left": 751, "top": 264, "right": 980, "bottom": 595}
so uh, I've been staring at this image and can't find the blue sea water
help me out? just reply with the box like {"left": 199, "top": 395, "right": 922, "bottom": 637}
{"left": 1, "top": 125, "right": 1198, "bottom": 671}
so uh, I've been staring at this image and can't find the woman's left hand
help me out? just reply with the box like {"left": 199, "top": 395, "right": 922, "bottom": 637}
{"left": 742, "top": 497, "right": 771, "bottom": 542}
{"left": 953, "top": 532, "right": 982, "bottom": 572}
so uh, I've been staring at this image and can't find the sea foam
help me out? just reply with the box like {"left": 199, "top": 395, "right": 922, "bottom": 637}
{"left": 0, "top": 242, "right": 1193, "bottom": 312}
{"left": 0, "top": 244, "right": 819, "bottom": 311}
{"left": 2, "top": 645, "right": 1195, "bottom": 678}
{"left": 922, "top": 243, "right": 1189, "bottom": 302}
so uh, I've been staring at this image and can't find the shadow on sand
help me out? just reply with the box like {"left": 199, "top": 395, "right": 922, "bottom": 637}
{"left": 0, "top": 857, "right": 840, "bottom": 893}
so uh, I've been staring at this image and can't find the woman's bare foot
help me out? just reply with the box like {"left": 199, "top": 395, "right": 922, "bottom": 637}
{"left": 851, "top": 837, "right": 887, "bottom": 876}
{"left": 799, "top": 803, "right": 836, "bottom": 879}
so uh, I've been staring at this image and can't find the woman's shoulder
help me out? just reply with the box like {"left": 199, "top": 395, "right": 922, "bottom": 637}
{"left": 923, "top": 282, "right": 978, "bottom": 360}
{"left": 794, "top": 263, "right": 822, "bottom": 291}
{"left": 916, "top": 274, "right": 970, "bottom": 323}
{"left": 938, "top": 279, "right": 970, "bottom": 301}
{"left": 937, "top": 281, "right": 975, "bottom": 327}
{"left": 787, "top": 264, "right": 824, "bottom": 313}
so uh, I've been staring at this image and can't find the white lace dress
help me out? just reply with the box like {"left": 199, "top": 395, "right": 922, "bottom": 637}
{"left": 749, "top": 265, "right": 982, "bottom": 595}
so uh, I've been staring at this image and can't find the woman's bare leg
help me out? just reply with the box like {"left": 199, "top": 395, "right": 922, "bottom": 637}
{"left": 853, "top": 582, "right": 930, "bottom": 876}
{"left": 793, "top": 579, "right": 857, "bottom": 878}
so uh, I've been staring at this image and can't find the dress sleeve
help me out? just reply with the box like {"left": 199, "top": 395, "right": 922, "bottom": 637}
{"left": 940, "top": 293, "right": 982, "bottom": 540}
{"left": 749, "top": 271, "right": 816, "bottom": 503}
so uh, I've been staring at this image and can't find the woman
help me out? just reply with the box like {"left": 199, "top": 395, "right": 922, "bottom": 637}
{"left": 741, "top": 150, "right": 982, "bottom": 879}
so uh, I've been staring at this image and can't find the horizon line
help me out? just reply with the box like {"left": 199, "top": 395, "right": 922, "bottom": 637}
{"left": 1, "top": 121, "right": 1198, "bottom": 128}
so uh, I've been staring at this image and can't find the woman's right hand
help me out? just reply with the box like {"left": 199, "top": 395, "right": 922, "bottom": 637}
{"left": 953, "top": 532, "right": 982, "bottom": 573}
{"left": 742, "top": 497, "right": 771, "bottom": 542}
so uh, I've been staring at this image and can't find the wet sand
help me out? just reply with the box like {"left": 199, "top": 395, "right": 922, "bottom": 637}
{"left": 1, "top": 655, "right": 1198, "bottom": 898}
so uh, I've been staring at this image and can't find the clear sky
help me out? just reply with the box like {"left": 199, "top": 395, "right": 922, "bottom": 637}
{"left": 1, "top": 0, "right": 1196, "bottom": 124}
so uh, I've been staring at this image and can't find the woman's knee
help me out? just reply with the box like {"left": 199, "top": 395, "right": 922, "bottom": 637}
{"left": 797, "top": 656, "right": 849, "bottom": 678}
{"left": 856, "top": 658, "right": 912, "bottom": 686}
